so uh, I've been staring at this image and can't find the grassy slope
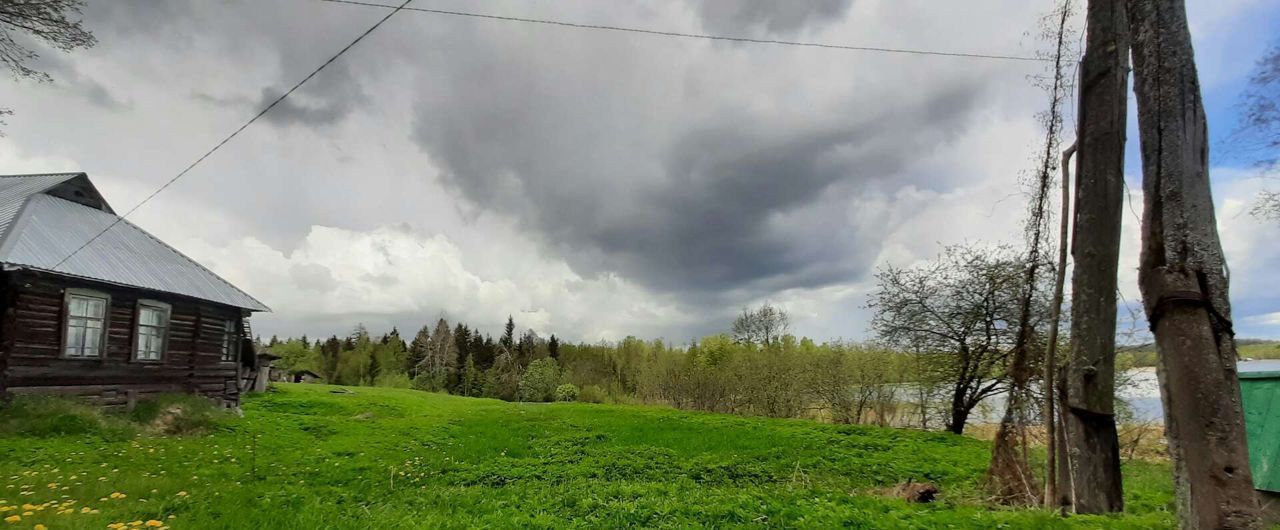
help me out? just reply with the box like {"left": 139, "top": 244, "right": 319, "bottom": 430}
{"left": 0, "top": 384, "right": 1174, "bottom": 529}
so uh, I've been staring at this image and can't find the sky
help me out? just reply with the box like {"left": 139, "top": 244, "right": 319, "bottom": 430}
{"left": 0, "top": 0, "right": 1277, "bottom": 344}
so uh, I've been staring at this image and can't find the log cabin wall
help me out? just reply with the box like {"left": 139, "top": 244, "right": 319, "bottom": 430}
{"left": 0, "top": 270, "right": 245, "bottom": 407}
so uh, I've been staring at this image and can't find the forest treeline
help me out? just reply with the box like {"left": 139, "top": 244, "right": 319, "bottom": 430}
{"left": 260, "top": 244, "right": 1094, "bottom": 436}
{"left": 264, "top": 311, "right": 937, "bottom": 427}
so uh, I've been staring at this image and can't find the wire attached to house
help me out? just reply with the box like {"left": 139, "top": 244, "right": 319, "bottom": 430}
{"left": 48, "top": 0, "right": 415, "bottom": 270}
{"left": 319, "top": 0, "right": 1048, "bottom": 63}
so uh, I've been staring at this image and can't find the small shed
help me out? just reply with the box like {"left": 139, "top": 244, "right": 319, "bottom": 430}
{"left": 1240, "top": 364, "right": 1280, "bottom": 520}
{"left": 0, "top": 173, "right": 270, "bottom": 407}
{"left": 289, "top": 370, "right": 321, "bottom": 383}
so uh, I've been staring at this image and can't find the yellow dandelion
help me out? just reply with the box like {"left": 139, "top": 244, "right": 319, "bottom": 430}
{"left": 174, "top": 492, "right": 187, "bottom": 498}
{"left": 145, "top": 521, "right": 163, "bottom": 527}
{"left": 3, "top": 515, "right": 20, "bottom": 523}
{"left": 81, "top": 507, "right": 92, "bottom": 513}
{"left": 129, "top": 521, "right": 142, "bottom": 527}
{"left": 35, "top": 525, "right": 47, "bottom": 530}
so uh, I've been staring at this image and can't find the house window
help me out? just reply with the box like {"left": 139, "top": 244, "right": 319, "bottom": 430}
{"left": 64, "top": 290, "right": 109, "bottom": 358}
{"left": 134, "top": 300, "right": 170, "bottom": 361}
{"left": 221, "top": 319, "right": 238, "bottom": 362}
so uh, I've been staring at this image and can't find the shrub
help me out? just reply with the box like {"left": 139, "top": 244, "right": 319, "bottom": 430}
{"left": 412, "top": 373, "right": 445, "bottom": 392}
{"left": 129, "top": 394, "right": 228, "bottom": 436}
{"left": 376, "top": 371, "right": 413, "bottom": 389}
{"left": 578, "top": 385, "right": 607, "bottom": 404}
{"left": 554, "top": 383, "right": 579, "bottom": 402}
{"left": 518, "top": 358, "right": 561, "bottom": 402}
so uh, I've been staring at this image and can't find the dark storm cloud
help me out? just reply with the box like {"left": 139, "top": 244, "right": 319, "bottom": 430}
{"left": 690, "top": 0, "right": 854, "bottom": 37}
{"left": 406, "top": 15, "right": 988, "bottom": 297}
{"left": 84, "top": 0, "right": 370, "bottom": 128}
{"left": 253, "top": 60, "right": 366, "bottom": 128}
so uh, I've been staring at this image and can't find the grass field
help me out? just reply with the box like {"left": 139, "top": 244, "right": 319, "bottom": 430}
{"left": 0, "top": 384, "right": 1175, "bottom": 529}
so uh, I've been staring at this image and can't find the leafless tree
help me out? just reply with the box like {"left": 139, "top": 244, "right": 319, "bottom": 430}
{"left": 1130, "top": 0, "right": 1262, "bottom": 526}
{"left": 870, "top": 244, "right": 1036, "bottom": 435}
{"left": 730, "top": 302, "right": 790, "bottom": 347}
{"left": 414, "top": 318, "right": 457, "bottom": 390}
{"left": 1226, "top": 43, "right": 1280, "bottom": 221}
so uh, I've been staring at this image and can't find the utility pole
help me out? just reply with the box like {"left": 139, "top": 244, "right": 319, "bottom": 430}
{"left": 1063, "top": 0, "right": 1128, "bottom": 514}
{"left": 1128, "top": 0, "right": 1261, "bottom": 527}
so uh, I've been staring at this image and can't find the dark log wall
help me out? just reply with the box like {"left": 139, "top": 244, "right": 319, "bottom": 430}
{"left": 0, "top": 271, "right": 246, "bottom": 407}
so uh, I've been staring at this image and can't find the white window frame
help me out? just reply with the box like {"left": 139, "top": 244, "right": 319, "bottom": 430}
{"left": 133, "top": 300, "right": 171, "bottom": 362}
{"left": 63, "top": 288, "right": 110, "bottom": 359}
{"left": 221, "top": 318, "right": 239, "bottom": 362}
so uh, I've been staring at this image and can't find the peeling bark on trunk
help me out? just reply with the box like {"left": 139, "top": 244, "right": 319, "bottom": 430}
{"left": 1065, "top": 0, "right": 1129, "bottom": 514}
{"left": 1128, "top": 0, "right": 1261, "bottom": 527}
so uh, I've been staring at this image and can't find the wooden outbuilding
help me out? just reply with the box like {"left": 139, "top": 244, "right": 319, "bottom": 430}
{"left": 0, "top": 173, "right": 270, "bottom": 407}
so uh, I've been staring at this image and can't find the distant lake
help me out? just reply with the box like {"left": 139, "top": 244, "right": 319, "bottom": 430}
{"left": 1106, "top": 360, "right": 1280, "bottom": 422}
{"left": 976, "top": 360, "right": 1280, "bottom": 423}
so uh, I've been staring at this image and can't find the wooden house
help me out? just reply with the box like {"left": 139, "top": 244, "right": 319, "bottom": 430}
{"left": 0, "top": 173, "right": 270, "bottom": 407}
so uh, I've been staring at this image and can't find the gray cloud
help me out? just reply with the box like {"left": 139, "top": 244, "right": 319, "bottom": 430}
{"left": 405, "top": 15, "right": 989, "bottom": 297}
{"left": 690, "top": 0, "right": 854, "bottom": 37}
{"left": 29, "top": 52, "right": 130, "bottom": 110}
{"left": 23, "top": 0, "right": 1250, "bottom": 342}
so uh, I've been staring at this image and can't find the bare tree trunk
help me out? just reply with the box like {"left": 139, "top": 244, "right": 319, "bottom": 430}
{"left": 986, "top": 0, "right": 1073, "bottom": 507}
{"left": 1064, "top": 0, "right": 1129, "bottom": 514}
{"left": 1129, "top": 0, "right": 1262, "bottom": 528}
{"left": 1043, "top": 141, "right": 1075, "bottom": 509}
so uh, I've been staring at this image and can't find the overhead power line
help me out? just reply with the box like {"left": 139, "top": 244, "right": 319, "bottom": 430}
{"left": 50, "top": 0, "right": 415, "bottom": 270}
{"left": 318, "top": 0, "right": 1048, "bottom": 63}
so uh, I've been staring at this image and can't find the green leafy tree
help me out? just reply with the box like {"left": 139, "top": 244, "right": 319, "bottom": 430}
{"left": 518, "top": 358, "right": 561, "bottom": 402}
{"left": 554, "top": 383, "right": 579, "bottom": 402}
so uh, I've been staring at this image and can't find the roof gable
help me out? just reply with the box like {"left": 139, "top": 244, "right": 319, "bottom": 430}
{"left": 0, "top": 173, "right": 268, "bottom": 312}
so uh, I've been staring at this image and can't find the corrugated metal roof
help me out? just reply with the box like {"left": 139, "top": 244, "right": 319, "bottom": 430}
{"left": 0, "top": 173, "right": 81, "bottom": 240}
{"left": 0, "top": 175, "right": 268, "bottom": 312}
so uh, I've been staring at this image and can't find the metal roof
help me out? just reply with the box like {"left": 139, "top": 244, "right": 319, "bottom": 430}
{"left": 0, "top": 174, "right": 269, "bottom": 312}
{"left": 0, "top": 173, "right": 83, "bottom": 239}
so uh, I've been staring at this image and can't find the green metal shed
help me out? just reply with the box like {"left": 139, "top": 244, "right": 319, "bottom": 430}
{"left": 1240, "top": 370, "right": 1280, "bottom": 494}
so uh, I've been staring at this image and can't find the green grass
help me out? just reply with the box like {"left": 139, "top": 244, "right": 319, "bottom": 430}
{"left": 0, "top": 384, "right": 1175, "bottom": 529}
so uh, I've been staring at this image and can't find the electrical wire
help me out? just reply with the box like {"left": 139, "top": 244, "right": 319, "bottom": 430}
{"left": 318, "top": 0, "right": 1049, "bottom": 63}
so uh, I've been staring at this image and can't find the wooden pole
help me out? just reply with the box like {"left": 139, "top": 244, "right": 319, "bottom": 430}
{"left": 1064, "top": 0, "right": 1129, "bottom": 514}
{"left": 1043, "top": 141, "right": 1075, "bottom": 509}
{"left": 1128, "top": 0, "right": 1261, "bottom": 527}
